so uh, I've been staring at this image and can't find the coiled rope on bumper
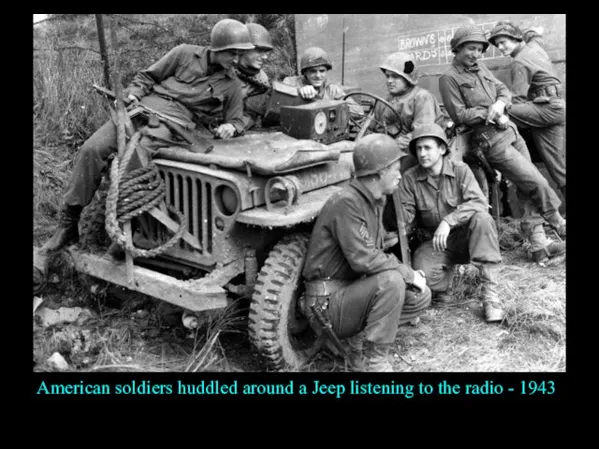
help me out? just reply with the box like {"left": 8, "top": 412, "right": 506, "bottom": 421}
{"left": 105, "top": 130, "right": 187, "bottom": 259}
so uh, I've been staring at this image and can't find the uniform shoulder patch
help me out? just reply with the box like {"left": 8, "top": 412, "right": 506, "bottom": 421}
{"left": 359, "top": 221, "right": 375, "bottom": 247}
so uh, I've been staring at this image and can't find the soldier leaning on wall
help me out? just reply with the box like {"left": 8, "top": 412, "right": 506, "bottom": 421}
{"left": 488, "top": 21, "right": 566, "bottom": 205}
{"left": 439, "top": 25, "right": 565, "bottom": 264}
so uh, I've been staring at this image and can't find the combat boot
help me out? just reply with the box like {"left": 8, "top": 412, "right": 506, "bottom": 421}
{"left": 531, "top": 241, "right": 566, "bottom": 264}
{"left": 432, "top": 290, "right": 454, "bottom": 307}
{"left": 344, "top": 332, "right": 366, "bottom": 372}
{"left": 363, "top": 341, "right": 395, "bottom": 372}
{"left": 546, "top": 214, "right": 566, "bottom": 239}
{"left": 477, "top": 264, "right": 505, "bottom": 323}
{"left": 40, "top": 205, "right": 83, "bottom": 254}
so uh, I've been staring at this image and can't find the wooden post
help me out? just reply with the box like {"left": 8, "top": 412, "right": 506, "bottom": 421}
{"left": 95, "top": 14, "right": 111, "bottom": 90}
{"left": 108, "top": 15, "right": 135, "bottom": 285}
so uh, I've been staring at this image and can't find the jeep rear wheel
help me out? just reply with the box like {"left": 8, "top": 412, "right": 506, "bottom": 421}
{"left": 248, "top": 233, "right": 322, "bottom": 371}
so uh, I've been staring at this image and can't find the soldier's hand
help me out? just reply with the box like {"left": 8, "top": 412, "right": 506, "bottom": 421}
{"left": 127, "top": 94, "right": 140, "bottom": 104}
{"left": 395, "top": 134, "right": 412, "bottom": 150}
{"left": 383, "top": 231, "right": 399, "bottom": 250}
{"left": 433, "top": 220, "right": 450, "bottom": 252}
{"left": 298, "top": 85, "right": 317, "bottom": 99}
{"left": 486, "top": 100, "right": 506, "bottom": 124}
{"left": 496, "top": 114, "right": 509, "bottom": 129}
{"left": 412, "top": 270, "right": 427, "bottom": 293}
{"left": 214, "top": 124, "right": 236, "bottom": 139}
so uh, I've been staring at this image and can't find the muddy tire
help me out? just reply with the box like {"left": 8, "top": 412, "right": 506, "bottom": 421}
{"left": 78, "top": 178, "right": 110, "bottom": 252}
{"left": 248, "top": 233, "right": 322, "bottom": 371}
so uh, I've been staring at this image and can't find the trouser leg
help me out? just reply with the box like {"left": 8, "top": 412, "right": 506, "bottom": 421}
{"left": 63, "top": 119, "right": 119, "bottom": 208}
{"left": 327, "top": 270, "right": 405, "bottom": 345}
{"left": 467, "top": 211, "right": 502, "bottom": 265}
{"left": 509, "top": 100, "right": 566, "bottom": 191}
{"left": 487, "top": 138, "right": 565, "bottom": 245}
{"left": 413, "top": 239, "right": 455, "bottom": 296}
{"left": 398, "top": 287, "right": 432, "bottom": 325}
{"left": 486, "top": 138, "right": 561, "bottom": 222}
{"left": 531, "top": 124, "right": 566, "bottom": 189}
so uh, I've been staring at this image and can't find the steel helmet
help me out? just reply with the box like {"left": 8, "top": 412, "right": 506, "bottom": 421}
{"left": 488, "top": 20, "right": 524, "bottom": 46}
{"left": 380, "top": 52, "right": 416, "bottom": 85}
{"left": 246, "top": 23, "right": 274, "bottom": 50}
{"left": 300, "top": 47, "right": 332, "bottom": 73}
{"left": 409, "top": 123, "right": 450, "bottom": 156}
{"left": 353, "top": 134, "right": 403, "bottom": 177}
{"left": 450, "top": 25, "right": 489, "bottom": 53}
{"left": 210, "top": 19, "right": 255, "bottom": 52}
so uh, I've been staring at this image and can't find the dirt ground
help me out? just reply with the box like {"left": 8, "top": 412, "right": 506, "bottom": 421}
{"left": 33, "top": 220, "right": 565, "bottom": 373}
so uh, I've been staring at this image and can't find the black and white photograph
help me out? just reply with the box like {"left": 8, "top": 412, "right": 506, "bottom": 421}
{"left": 33, "top": 14, "right": 566, "bottom": 379}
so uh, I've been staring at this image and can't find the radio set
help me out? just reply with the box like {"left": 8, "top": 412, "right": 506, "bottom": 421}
{"left": 280, "top": 100, "right": 350, "bottom": 145}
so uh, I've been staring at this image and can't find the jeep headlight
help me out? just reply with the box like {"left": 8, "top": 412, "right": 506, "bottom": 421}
{"left": 215, "top": 184, "right": 239, "bottom": 216}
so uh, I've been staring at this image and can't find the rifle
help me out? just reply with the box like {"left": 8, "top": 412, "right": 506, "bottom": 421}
{"left": 310, "top": 303, "right": 348, "bottom": 357}
{"left": 466, "top": 143, "right": 501, "bottom": 222}
{"left": 92, "top": 84, "right": 214, "bottom": 154}
{"left": 392, "top": 190, "right": 411, "bottom": 266}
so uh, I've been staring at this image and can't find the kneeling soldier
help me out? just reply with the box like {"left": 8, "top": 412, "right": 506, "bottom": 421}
{"left": 302, "top": 133, "right": 431, "bottom": 372}
{"left": 398, "top": 124, "right": 505, "bottom": 322}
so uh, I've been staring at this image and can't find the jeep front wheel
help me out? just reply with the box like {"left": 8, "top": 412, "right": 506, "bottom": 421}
{"left": 248, "top": 233, "right": 322, "bottom": 371}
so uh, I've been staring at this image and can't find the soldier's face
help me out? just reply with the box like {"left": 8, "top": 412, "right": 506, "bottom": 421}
{"left": 304, "top": 66, "right": 328, "bottom": 88}
{"left": 454, "top": 42, "right": 484, "bottom": 67}
{"left": 415, "top": 137, "right": 446, "bottom": 172}
{"left": 239, "top": 48, "right": 271, "bottom": 71}
{"left": 385, "top": 71, "right": 409, "bottom": 95}
{"left": 212, "top": 49, "right": 241, "bottom": 70}
{"left": 494, "top": 36, "right": 519, "bottom": 57}
{"left": 379, "top": 160, "right": 402, "bottom": 195}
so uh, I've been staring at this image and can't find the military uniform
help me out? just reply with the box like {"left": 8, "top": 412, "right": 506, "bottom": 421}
{"left": 399, "top": 158, "right": 501, "bottom": 295}
{"left": 63, "top": 44, "right": 245, "bottom": 209}
{"left": 232, "top": 67, "right": 271, "bottom": 130}
{"left": 439, "top": 59, "right": 564, "bottom": 253}
{"left": 281, "top": 75, "right": 363, "bottom": 116}
{"left": 302, "top": 178, "right": 432, "bottom": 345}
{"left": 373, "top": 85, "right": 446, "bottom": 173}
{"left": 505, "top": 34, "right": 566, "bottom": 192}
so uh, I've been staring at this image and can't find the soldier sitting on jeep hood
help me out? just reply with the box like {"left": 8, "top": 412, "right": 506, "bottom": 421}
{"left": 41, "top": 18, "right": 253, "bottom": 255}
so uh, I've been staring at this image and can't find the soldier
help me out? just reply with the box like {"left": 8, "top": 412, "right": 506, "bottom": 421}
{"left": 236, "top": 22, "right": 274, "bottom": 130}
{"left": 282, "top": 46, "right": 363, "bottom": 115}
{"left": 439, "top": 25, "right": 565, "bottom": 264}
{"left": 302, "top": 133, "right": 431, "bottom": 372}
{"left": 398, "top": 124, "right": 505, "bottom": 322}
{"left": 372, "top": 51, "right": 447, "bottom": 174}
{"left": 41, "top": 18, "right": 254, "bottom": 254}
{"left": 488, "top": 21, "right": 566, "bottom": 202}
